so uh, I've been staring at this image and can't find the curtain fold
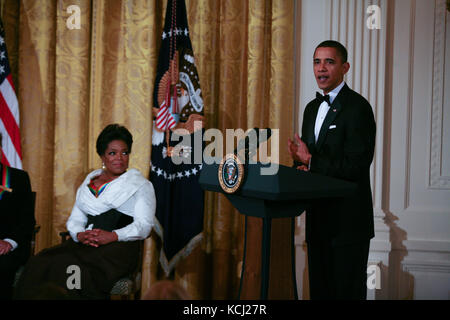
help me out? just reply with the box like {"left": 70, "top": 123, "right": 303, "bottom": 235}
{"left": 2, "top": 0, "right": 294, "bottom": 299}
{"left": 16, "top": 0, "right": 57, "bottom": 251}
{"left": 173, "top": 0, "right": 294, "bottom": 299}
{"left": 53, "top": 0, "right": 91, "bottom": 247}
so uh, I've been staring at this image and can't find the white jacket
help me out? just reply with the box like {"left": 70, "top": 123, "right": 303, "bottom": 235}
{"left": 66, "top": 168, "right": 156, "bottom": 242}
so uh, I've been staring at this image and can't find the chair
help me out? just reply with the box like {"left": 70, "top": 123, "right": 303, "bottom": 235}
{"left": 59, "top": 231, "right": 144, "bottom": 300}
{"left": 30, "top": 224, "right": 40, "bottom": 256}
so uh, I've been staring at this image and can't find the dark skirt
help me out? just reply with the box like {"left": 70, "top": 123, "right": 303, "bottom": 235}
{"left": 14, "top": 239, "right": 140, "bottom": 300}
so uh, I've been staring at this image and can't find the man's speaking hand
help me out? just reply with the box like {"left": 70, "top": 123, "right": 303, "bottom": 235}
{"left": 288, "top": 133, "right": 312, "bottom": 167}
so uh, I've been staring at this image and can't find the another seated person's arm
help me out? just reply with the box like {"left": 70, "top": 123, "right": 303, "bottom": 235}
{"left": 1, "top": 170, "right": 34, "bottom": 254}
{"left": 0, "top": 240, "right": 13, "bottom": 255}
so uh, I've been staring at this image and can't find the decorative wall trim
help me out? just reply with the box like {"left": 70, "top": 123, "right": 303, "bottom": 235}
{"left": 429, "top": 0, "right": 450, "bottom": 189}
{"left": 404, "top": 0, "right": 416, "bottom": 208}
{"left": 402, "top": 260, "right": 450, "bottom": 274}
{"left": 403, "top": 239, "right": 450, "bottom": 253}
{"left": 328, "top": 0, "right": 388, "bottom": 214}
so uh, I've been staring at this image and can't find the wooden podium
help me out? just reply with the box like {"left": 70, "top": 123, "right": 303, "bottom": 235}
{"left": 199, "top": 162, "right": 357, "bottom": 300}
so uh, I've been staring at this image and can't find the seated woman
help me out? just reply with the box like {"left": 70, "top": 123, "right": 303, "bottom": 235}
{"left": 14, "top": 124, "right": 156, "bottom": 299}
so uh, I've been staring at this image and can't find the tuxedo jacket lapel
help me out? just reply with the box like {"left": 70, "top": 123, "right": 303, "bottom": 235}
{"left": 305, "top": 101, "right": 320, "bottom": 153}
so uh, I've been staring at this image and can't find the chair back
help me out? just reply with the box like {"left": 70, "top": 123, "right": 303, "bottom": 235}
{"left": 30, "top": 191, "right": 39, "bottom": 256}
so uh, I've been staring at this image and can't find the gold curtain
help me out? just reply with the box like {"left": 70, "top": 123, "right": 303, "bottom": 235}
{"left": 2, "top": 0, "right": 294, "bottom": 299}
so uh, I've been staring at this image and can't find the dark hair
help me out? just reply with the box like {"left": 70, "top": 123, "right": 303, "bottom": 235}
{"left": 96, "top": 124, "right": 133, "bottom": 156}
{"left": 315, "top": 40, "right": 348, "bottom": 63}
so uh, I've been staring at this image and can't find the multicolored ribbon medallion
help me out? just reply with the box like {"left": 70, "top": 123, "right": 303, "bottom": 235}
{"left": 0, "top": 165, "right": 11, "bottom": 200}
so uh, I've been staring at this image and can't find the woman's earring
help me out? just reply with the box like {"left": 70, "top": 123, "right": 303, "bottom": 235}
{"left": 102, "top": 162, "right": 106, "bottom": 170}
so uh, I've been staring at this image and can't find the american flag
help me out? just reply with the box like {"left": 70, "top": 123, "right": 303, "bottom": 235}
{"left": 0, "top": 18, "right": 22, "bottom": 169}
{"left": 155, "top": 81, "right": 177, "bottom": 131}
{"left": 150, "top": 0, "right": 205, "bottom": 276}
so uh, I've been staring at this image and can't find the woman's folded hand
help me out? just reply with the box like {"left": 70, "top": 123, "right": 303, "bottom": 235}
{"left": 77, "top": 229, "right": 118, "bottom": 247}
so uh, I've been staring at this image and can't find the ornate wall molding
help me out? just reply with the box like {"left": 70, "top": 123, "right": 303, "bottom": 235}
{"left": 327, "top": 0, "right": 388, "bottom": 212}
{"left": 429, "top": 0, "right": 450, "bottom": 189}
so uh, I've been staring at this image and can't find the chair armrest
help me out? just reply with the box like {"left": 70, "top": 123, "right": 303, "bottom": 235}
{"left": 30, "top": 224, "right": 41, "bottom": 256}
{"left": 59, "top": 231, "right": 71, "bottom": 243}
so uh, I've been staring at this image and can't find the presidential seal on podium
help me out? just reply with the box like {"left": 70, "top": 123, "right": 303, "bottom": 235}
{"left": 218, "top": 153, "right": 245, "bottom": 194}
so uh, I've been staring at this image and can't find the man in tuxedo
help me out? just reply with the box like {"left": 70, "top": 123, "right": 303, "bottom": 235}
{"left": 0, "top": 133, "right": 35, "bottom": 299}
{"left": 288, "top": 40, "right": 376, "bottom": 299}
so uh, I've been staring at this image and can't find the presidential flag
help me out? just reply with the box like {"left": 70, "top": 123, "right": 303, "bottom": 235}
{"left": 0, "top": 18, "right": 22, "bottom": 169}
{"left": 150, "top": 0, "right": 205, "bottom": 276}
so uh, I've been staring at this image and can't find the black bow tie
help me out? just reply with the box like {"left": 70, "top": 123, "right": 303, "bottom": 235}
{"left": 316, "top": 92, "right": 330, "bottom": 105}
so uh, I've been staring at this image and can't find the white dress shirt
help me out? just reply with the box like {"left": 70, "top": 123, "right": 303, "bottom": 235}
{"left": 314, "top": 81, "right": 345, "bottom": 142}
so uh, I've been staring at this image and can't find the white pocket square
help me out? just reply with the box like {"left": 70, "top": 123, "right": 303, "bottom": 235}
{"left": 329, "top": 125, "right": 336, "bottom": 129}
